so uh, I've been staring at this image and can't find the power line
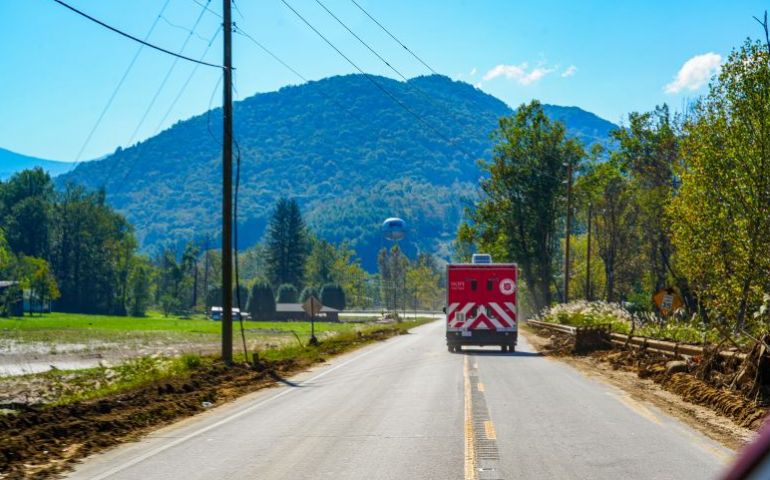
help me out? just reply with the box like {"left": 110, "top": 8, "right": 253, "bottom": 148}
{"left": 159, "top": 13, "right": 210, "bottom": 42}
{"left": 279, "top": 0, "right": 458, "bottom": 148}
{"left": 233, "top": 24, "right": 399, "bottom": 144}
{"left": 349, "top": 0, "right": 438, "bottom": 75}
{"left": 127, "top": 0, "right": 213, "bottom": 145}
{"left": 51, "top": 0, "right": 222, "bottom": 69}
{"left": 72, "top": 0, "right": 172, "bottom": 163}
{"left": 313, "top": 0, "right": 475, "bottom": 151}
{"left": 234, "top": 27, "right": 308, "bottom": 82}
{"left": 110, "top": 48, "right": 224, "bottom": 198}
{"left": 190, "top": 0, "right": 222, "bottom": 19}
{"left": 153, "top": 25, "right": 223, "bottom": 135}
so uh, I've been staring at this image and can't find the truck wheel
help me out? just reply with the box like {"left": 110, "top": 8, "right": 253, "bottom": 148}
{"left": 447, "top": 345, "right": 454, "bottom": 353}
{"left": 500, "top": 345, "right": 507, "bottom": 352}
{"left": 509, "top": 344, "right": 516, "bottom": 353}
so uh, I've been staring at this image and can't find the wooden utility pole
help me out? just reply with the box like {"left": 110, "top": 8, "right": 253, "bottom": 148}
{"left": 585, "top": 202, "right": 592, "bottom": 301}
{"left": 221, "top": 0, "right": 233, "bottom": 365}
{"left": 564, "top": 162, "right": 573, "bottom": 303}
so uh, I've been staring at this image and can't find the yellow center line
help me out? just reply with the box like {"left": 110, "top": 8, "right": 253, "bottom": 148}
{"left": 484, "top": 420, "right": 497, "bottom": 440}
{"left": 464, "top": 356, "right": 478, "bottom": 480}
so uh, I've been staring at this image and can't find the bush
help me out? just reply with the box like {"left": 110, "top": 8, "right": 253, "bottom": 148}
{"left": 299, "top": 286, "right": 319, "bottom": 303}
{"left": 248, "top": 282, "right": 276, "bottom": 320}
{"left": 321, "top": 283, "right": 346, "bottom": 310}
{"left": 276, "top": 284, "right": 299, "bottom": 303}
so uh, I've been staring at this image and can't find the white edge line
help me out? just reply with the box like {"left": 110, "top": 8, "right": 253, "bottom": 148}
{"left": 85, "top": 340, "right": 392, "bottom": 480}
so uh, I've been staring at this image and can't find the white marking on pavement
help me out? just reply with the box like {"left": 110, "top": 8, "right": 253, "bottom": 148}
{"left": 84, "top": 341, "right": 392, "bottom": 480}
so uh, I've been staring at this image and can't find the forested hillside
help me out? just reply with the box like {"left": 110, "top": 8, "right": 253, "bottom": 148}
{"left": 58, "top": 74, "right": 616, "bottom": 269}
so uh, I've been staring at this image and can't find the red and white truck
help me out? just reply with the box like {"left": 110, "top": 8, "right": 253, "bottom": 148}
{"left": 445, "top": 254, "right": 518, "bottom": 352}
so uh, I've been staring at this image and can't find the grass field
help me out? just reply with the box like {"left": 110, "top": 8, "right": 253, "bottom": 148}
{"left": 0, "top": 318, "right": 433, "bottom": 406}
{"left": 0, "top": 311, "right": 362, "bottom": 353}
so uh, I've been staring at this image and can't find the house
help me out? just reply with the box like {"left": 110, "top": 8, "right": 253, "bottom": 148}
{"left": 0, "top": 281, "right": 23, "bottom": 316}
{"left": 275, "top": 303, "right": 340, "bottom": 322}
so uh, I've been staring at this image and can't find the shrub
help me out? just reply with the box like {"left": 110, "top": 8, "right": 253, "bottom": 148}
{"left": 321, "top": 283, "right": 346, "bottom": 310}
{"left": 299, "top": 286, "right": 319, "bottom": 303}
{"left": 248, "top": 282, "right": 276, "bottom": 320}
{"left": 276, "top": 284, "right": 299, "bottom": 303}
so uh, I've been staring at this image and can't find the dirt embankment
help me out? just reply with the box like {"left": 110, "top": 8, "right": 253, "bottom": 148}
{"left": 0, "top": 326, "right": 407, "bottom": 480}
{"left": 523, "top": 327, "right": 762, "bottom": 450}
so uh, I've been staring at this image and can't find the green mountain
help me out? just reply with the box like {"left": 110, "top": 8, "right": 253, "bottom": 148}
{"left": 0, "top": 148, "right": 75, "bottom": 180}
{"left": 57, "top": 74, "right": 617, "bottom": 270}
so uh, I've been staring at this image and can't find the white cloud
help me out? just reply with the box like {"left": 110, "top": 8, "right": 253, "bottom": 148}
{"left": 665, "top": 53, "right": 722, "bottom": 94}
{"left": 482, "top": 63, "right": 556, "bottom": 86}
{"left": 561, "top": 65, "right": 578, "bottom": 77}
{"left": 470, "top": 67, "right": 477, "bottom": 77}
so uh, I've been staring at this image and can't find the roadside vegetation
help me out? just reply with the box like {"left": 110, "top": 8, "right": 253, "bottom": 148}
{"left": 0, "top": 318, "right": 431, "bottom": 479}
{"left": 0, "top": 316, "right": 432, "bottom": 407}
{"left": 459, "top": 22, "right": 770, "bottom": 345}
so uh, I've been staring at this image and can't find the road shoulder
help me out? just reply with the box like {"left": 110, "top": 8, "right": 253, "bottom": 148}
{"left": 521, "top": 329, "right": 756, "bottom": 451}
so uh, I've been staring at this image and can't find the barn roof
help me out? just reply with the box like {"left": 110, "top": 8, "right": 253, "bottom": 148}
{"left": 275, "top": 303, "right": 340, "bottom": 313}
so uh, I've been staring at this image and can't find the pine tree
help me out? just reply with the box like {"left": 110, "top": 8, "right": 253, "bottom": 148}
{"left": 265, "top": 198, "right": 309, "bottom": 289}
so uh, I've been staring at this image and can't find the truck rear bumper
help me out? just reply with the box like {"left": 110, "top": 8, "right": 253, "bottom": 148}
{"left": 446, "top": 330, "right": 517, "bottom": 347}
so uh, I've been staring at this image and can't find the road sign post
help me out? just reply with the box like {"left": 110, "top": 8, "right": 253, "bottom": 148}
{"left": 303, "top": 296, "right": 323, "bottom": 346}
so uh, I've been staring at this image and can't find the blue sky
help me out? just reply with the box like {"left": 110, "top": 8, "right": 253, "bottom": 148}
{"left": 0, "top": 0, "right": 766, "bottom": 161}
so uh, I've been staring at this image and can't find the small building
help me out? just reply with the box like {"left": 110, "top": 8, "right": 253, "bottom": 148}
{"left": 275, "top": 303, "right": 340, "bottom": 322}
{"left": 0, "top": 281, "right": 23, "bottom": 316}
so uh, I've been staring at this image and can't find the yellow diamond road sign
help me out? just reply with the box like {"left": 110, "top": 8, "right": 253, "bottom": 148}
{"left": 303, "top": 296, "right": 323, "bottom": 317}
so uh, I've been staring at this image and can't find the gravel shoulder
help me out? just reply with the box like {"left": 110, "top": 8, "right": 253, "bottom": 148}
{"left": 522, "top": 328, "right": 757, "bottom": 451}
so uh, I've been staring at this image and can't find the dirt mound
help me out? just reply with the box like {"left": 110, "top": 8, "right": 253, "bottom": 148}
{"left": 0, "top": 327, "right": 408, "bottom": 479}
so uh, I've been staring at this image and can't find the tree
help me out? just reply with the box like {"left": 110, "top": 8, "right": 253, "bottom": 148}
{"left": 265, "top": 198, "right": 309, "bottom": 288}
{"left": 0, "top": 168, "right": 54, "bottom": 259}
{"left": 574, "top": 161, "right": 643, "bottom": 301}
{"left": 276, "top": 283, "right": 299, "bottom": 303}
{"left": 51, "top": 184, "right": 137, "bottom": 314}
{"left": 320, "top": 283, "right": 346, "bottom": 310}
{"left": 460, "top": 101, "right": 584, "bottom": 310}
{"left": 610, "top": 105, "right": 680, "bottom": 293}
{"left": 305, "top": 238, "right": 336, "bottom": 287}
{"left": 669, "top": 39, "right": 770, "bottom": 330}
{"left": 405, "top": 259, "right": 442, "bottom": 311}
{"left": 128, "top": 257, "right": 153, "bottom": 317}
{"left": 247, "top": 282, "right": 275, "bottom": 320}
{"left": 378, "top": 247, "right": 409, "bottom": 312}
{"left": 17, "top": 256, "right": 59, "bottom": 315}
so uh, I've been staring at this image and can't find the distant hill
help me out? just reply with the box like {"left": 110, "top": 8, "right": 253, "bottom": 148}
{"left": 58, "top": 74, "right": 617, "bottom": 270}
{"left": 0, "top": 148, "right": 75, "bottom": 180}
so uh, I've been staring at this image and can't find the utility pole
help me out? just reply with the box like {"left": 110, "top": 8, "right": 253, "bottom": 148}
{"left": 564, "top": 161, "right": 573, "bottom": 303}
{"left": 221, "top": 0, "right": 233, "bottom": 365}
{"left": 203, "top": 235, "right": 210, "bottom": 306}
{"left": 585, "top": 202, "right": 592, "bottom": 301}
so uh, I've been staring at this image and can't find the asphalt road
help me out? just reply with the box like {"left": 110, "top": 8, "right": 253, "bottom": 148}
{"left": 66, "top": 321, "right": 734, "bottom": 480}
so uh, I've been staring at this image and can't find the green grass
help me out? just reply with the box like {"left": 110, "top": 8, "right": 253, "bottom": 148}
{"left": 0, "top": 311, "right": 357, "bottom": 335}
{"left": 1, "top": 318, "right": 433, "bottom": 406}
{"left": 0, "top": 311, "right": 363, "bottom": 353}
